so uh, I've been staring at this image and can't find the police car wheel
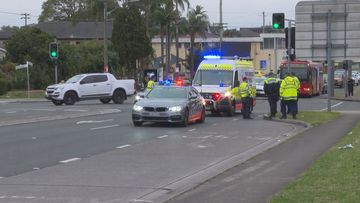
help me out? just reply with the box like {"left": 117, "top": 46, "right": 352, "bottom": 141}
{"left": 181, "top": 109, "right": 189, "bottom": 127}
{"left": 198, "top": 107, "right": 206, "bottom": 123}
{"left": 133, "top": 121, "right": 143, "bottom": 126}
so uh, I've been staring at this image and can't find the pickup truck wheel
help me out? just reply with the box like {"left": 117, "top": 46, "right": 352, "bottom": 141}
{"left": 112, "top": 90, "right": 125, "bottom": 104}
{"left": 52, "top": 99, "right": 63, "bottom": 106}
{"left": 100, "top": 98, "right": 111, "bottom": 104}
{"left": 64, "top": 92, "right": 77, "bottom": 105}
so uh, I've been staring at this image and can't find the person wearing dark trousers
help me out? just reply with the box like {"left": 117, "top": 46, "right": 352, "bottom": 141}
{"left": 264, "top": 72, "right": 280, "bottom": 118}
{"left": 291, "top": 72, "right": 300, "bottom": 114}
{"left": 240, "top": 77, "right": 252, "bottom": 119}
{"left": 280, "top": 73, "right": 298, "bottom": 119}
{"left": 348, "top": 78, "right": 354, "bottom": 96}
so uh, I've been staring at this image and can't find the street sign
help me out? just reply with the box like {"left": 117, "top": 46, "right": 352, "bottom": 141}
{"left": 15, "top": 64, "right": 27, "bottom": 70}
{"left": 296, "top": 1, "right": 360, "bottom": 62}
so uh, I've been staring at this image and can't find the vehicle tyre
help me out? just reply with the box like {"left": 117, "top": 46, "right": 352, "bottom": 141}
{"left": 198, "top": 107, "right": 206, "bottom": 123}
{"left": 52, "top": 99, "right": 63, "bottom": 106}
{"left": 181, "top": 109, "right": 189, "bottom": 127}
{"left": 64, "top": 91, "right": 77, "bottom": 105}
{"left": 133, "top": 121, "right": 143, "bottom": 126}
{"left": 227, "top": 103, "right": 235, "bottom": 117}
{"left": 112, "top": 89, "right": 126, "bottom": 104}
{"left": 100, "top": 98, "right": 112, "bottom": 104}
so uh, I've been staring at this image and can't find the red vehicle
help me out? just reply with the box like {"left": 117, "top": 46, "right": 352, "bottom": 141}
{"left": 279, "top": 60, "right": 325, "bottom": 97}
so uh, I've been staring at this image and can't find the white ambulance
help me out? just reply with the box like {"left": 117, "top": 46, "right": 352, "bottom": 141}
{"left": 192, "top": 56, "right": 256, "bottom": 116}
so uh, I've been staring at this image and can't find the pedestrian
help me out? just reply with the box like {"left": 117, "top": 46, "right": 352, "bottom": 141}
{"left": 147, "top": 74, "right": 156, "bottom": 92}
{"left": 240, "top": 77, "right": 252, "bottom": 119}
{"left": 291, "top": 72, "right": 300, "bottom": 115}
{"left": 348, "top": 78, "right": 354, "bottom": 96}
{"left": 264, "top": 72, "right": 280, "bottom": 118}
{"left": 280, "top": 72, "right": 298, "bottom": 119}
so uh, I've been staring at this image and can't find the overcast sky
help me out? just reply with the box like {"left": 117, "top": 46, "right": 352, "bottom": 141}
{"left": 0, "top": 0, "right": 304, "bottom": 29}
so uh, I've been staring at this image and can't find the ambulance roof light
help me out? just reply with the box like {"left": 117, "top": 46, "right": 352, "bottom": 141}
{"left": 204, "top": 55, "right": 221, "bottom": 60}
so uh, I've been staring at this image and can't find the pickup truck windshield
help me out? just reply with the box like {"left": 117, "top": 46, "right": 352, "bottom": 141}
{"left": 66, "top": 75, "right": 84, "bottom": 83}
{"left": 193, "top": 70, "right": 233, "bottom": 86}
{"left": 147, "top": 87, "right": 188, "bottom": 99}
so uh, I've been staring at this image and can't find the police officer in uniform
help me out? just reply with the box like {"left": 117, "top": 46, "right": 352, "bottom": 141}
{"left": 280, "top": 73, "right": 298, "bottom": 119}
{"left": 240, "top": 77, "right": 252, "bottom": 119}
{"left": 264, "top": 72, "right": 280, "bottom": 118}
{"left": 147, "top": 74, "right": 156, "bottom": 92}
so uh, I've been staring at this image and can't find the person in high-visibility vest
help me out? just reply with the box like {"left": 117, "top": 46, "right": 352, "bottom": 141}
{"left": 280, "top": 73, "right": 298, "bottom": 119}
{"left": 240, "top": 77, "right": 252, "bottom": 119}
{"left": 147, "top": 75, "right": 156, "bottom": 92}
{"left": 291, "top": 72, "right": 300, "bottom": 115}
{"left": 264, "top": 72, "right": 280, "bottom": 118}
{"left": 227, "top": 80, "right": 241, "bottom": 101}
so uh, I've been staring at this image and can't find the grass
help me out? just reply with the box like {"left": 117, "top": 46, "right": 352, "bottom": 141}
{"left": 272, "top": 118, "right": 360, "bottom": 203}
{"left": 294, "top": 111, "right": 341, "bottom": 126}
{"left": 0, "top": 90, "right": 45, "bottom": 99}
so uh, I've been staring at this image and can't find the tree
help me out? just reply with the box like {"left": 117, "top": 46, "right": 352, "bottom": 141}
{"left": 187, "top": 5, "right": 209, "bottom": 77}
{"left": 173, "top": 0, "right": 190, "bottom": 68}
{"left": 39, "top": 0, "right": 119, "bottom": 22}
{"left": 111, "top": 6, "right": 152, "bottom": 78}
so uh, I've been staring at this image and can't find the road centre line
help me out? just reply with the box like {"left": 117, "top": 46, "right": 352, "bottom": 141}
{"left": 320, "top": 102, "right": 344, "bottom": 111}
{"left": 116, "top": 144, "right": 131, "bottom": 149}
{"left": 76, "top": 119, "right": 114, "bottom": 125}
{"left": 90, "top": 124, "right": 119, "bottom": 131}
{"left": 157, "top": 135, "right": 169, "bottom": 139}
{"left": 59, "top": 158, "right": 81, "bottom": 164}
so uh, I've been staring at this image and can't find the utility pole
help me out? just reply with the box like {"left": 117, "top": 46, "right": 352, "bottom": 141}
{"left": 103, "top": 1, "right": 109, "bottom": 73}
{"left": 262, "top": 11, "right": 265, "bottom": 33}
{"left": 219, "top": 0, "right": 223, "bottom": 52}
{"left": 20, "top": 13, "right": 30, "bottom": 26}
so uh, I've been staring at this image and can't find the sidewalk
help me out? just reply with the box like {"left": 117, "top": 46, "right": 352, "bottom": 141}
{"left": 166, "top": 113, "right": 360, "bottom": 203}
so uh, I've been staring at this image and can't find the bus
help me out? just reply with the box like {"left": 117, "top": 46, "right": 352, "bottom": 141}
{"left": 279, "top": 60, "right": 325, "bottom": 97}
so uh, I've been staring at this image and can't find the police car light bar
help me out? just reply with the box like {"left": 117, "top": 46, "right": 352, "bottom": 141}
{"left": 204, "top": 55, "right": 221, "bottom": 60}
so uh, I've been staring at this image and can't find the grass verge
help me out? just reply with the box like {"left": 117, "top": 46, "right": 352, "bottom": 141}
{"left": 294, "top": 111, "right": 341, "bottom": 126}
{"left": 0, "top": 90, "right": 44, "bottom": 99}
{"left": 272, "top": 117, "right": 360, "bottom": 203}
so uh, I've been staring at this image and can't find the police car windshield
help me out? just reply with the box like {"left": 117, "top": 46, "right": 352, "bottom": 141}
{"left": 66, "top": 75, "right": 84, "bottom": 83}
{"left": 193, "top": 70, "right": 233, "bottom": 86}
{"left": 147, "top": 87, "right": 188, "bottom": 99}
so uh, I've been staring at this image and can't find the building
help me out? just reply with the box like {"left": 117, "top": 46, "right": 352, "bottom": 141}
{"left": 0, "top": 22, "right": 286, "bottom": 76}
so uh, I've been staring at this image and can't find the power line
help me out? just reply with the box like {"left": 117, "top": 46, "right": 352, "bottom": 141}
{"left": 0, "top": 10, "right": 22, "bottom": 16}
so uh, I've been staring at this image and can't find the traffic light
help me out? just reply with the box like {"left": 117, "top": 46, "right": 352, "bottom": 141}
{"left": 49, "top": 42, "right": 58, "bottom": 59}
{"left": 272, "top": 13, "right": 285, "bottom": 29}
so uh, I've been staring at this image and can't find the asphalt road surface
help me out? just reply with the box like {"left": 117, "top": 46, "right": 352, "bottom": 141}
{"left": 0, "top": 96, "right": 358, "bottom": 202}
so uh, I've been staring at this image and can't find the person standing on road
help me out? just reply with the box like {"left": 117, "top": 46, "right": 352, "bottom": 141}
{"left": 264, "top": 72, "right": 280, "bottom": 118}
{"left": 240, "top": 77, "right": 252, "bottom": 119}
{"left": 280, "top": 73, "right": 298, "bottom": 119}
{"left": 147, "top": 75, "right": 156, "bottom": 92}
{"left": 348, "top": 78, "right": 355, "bottom": 96}
{"left": 291, "top": 72, "right": 300, "bottom": 115}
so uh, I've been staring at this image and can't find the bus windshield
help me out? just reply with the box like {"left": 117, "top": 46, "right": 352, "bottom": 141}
{"left": 280, "top": 64, "right": 308, "bottom": 82}
{"left": 193, "top": 70, "right": 233, "bottom": 86}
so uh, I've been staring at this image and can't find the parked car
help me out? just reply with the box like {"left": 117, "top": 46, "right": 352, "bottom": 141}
{"left": 45, "top": 73, "right": 135, "bottom": 105}
{"left": 253, "top": 77, "right": 266, "bottom": 96}
{"left": 352, "top": 72, "right": 360, "bottom": 86}
{"left": 334, "top": 70, "right": 345, "bottom": 88}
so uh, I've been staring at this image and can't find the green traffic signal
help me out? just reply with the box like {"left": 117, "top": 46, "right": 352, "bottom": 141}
{"left": 51, "top": 51, "right": 57, "bottom": 57}
{"left": 273, "top": 23, "right": 280, "bottom": 29}
{"left": 49, "top": 42, "right": 58, "bottom": 59}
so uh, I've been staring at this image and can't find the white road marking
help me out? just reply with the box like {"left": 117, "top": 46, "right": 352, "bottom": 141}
{"left": 157, "top": 135, "right": 169, "bottom": 139}
{"left": 320, "top": 102, "right": 344, "bottom": 111}
{"left": 30, "top": 108, "right": 56, "bottom": 112}
{"left": 76, "top": 119, "right": 114, "bottom": 125}
{"left": 90, "top": 124, "right": 119, "bottom": 131}
{"left": 188, "top": 128, "right": 196, "bottom": 132}
{"left": 116, "top": 144, "right": 131, "bottom": 149}
{"left": 0, "top": 177, "right": 4, "bottom": 179}
{"left": 132, "top": 199, "right": 153, "bottom": 203}
{"left": 5, "top": 111, "right": 16, "bottom": 114}
{"left": 212, "top": 123, "right": 218, "bottom": 126}
{"left": 232, "top": 118, "right": 239, "bottom": 121}
{"left": 64, "top": 109, "right": 88, "bottom": 112}
{"left": 32, "top": 137, "right": 37, "bottom": 140}
{"left": 59, "top": 158, "right": 81, "bottom": 164}
{"left": 33, "top": 168, "right": 40, "bottom": 170}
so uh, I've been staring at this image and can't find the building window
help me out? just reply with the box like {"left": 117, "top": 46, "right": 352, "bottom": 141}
{"left": 261, "top": 38, "right": 286, "bottom": 50}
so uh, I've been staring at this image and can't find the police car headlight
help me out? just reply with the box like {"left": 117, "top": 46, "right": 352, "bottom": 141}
{"left": 224, "top": 91, "right": 231, "bottom": 97}
{"left": 169, "top": 106, "right": 182, "bottom": 112}
{"left": 135, "top": 95, "right": 141, "bottom": 101}
{"left": 133, "top": 104, "right": 143, "bottom": 112}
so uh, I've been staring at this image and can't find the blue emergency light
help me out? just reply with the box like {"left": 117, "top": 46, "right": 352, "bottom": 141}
{"left": 164, "top": 79, "right": 172, "bottom": 86}
{"left": 204, "top": 55, "right": 221, "bottom": 60}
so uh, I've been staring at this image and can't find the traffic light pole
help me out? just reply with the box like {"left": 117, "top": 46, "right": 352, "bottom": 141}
{"left": 285, "top": 19, "right": 295, "bottom": 73}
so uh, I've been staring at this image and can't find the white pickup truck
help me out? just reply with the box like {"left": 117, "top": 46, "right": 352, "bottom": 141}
{"left": 45, "top": 73, "right": 135, "bottom": 105}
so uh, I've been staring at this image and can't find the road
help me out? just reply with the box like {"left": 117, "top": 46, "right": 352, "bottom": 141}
{"left": 0, "top": 97, "right": 358, "bottom": 202}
